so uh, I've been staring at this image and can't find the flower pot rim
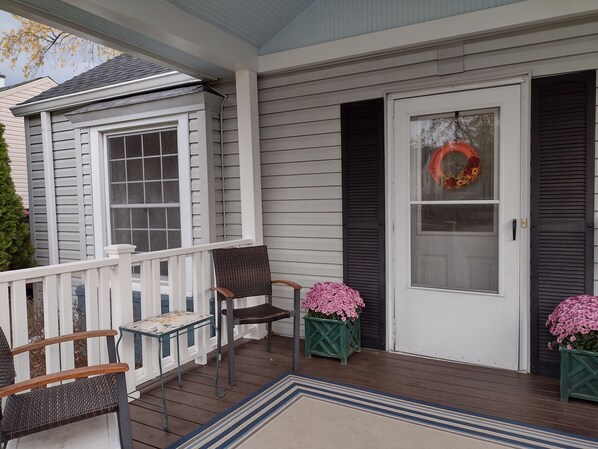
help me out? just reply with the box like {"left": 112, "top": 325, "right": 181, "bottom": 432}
{"left": 303, "top": 314, "right": 359, "bottom": 324}
{"left": 559, "top": 345, "right": 598, "bottom": 355}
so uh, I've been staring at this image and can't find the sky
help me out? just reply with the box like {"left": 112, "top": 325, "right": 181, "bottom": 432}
{"left": 0, "top": 10, "right": 92, "bottom": 87}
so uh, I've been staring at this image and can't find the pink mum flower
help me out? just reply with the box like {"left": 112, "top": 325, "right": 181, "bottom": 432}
{"left": 302, "top": 282, "right": 364, "bottom": 322}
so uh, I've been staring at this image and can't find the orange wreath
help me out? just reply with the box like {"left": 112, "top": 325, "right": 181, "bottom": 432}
{"left": 428, "top": 141, "right": 481, "bottom": 190}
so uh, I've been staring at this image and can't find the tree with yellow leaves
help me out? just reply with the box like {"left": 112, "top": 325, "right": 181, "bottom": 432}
{"left": 0, "top": 15, "right": 119, "bottom": 79}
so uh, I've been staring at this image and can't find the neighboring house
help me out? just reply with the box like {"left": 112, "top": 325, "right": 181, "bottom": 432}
{"left": 7, "top": 1, "right": 598, "bottom": 380}
{"left": 0, "top": 76, "right": 57, "bottom": 209}
{"left": 12, "top": 54, "right": 225, "bottom": 267}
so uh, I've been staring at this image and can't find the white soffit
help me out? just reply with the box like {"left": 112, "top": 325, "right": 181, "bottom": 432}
{"left": 258, "top": 0, "right": 598, "bottom": 73}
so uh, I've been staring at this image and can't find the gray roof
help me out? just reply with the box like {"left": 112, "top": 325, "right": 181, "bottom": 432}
{"left": 22, "top": 54, "right": 173, "bottom": 105}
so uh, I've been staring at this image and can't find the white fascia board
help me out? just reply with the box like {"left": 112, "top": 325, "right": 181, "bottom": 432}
{"left": 10, "top": 72, "right": 197, "bottom": 116}
{"left": 59, "top": 0, "right": 258, "bottom": 72}
{"left": 258, "top": 0, "right": 598, "bottom": 74}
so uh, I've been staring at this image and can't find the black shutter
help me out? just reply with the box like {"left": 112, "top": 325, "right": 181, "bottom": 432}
{"left": 531, "top": 71, "right": 596, "bottom": 377}
{"left": 341, "top": 98, "right": 386, "bottom": 350}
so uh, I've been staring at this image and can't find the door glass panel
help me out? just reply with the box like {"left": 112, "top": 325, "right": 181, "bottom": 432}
{"left": 410, "top": 108, "right": 499, "bottom": 293}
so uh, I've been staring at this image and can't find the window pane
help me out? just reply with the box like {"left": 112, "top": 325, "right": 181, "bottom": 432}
{"left": 143, "top": 132, "right": 160, "bottom": 156}
{"left": 125, "top": 135, "right": 142, "bottom": 158}
{"left": 111, "top": 160, "right": 126, "bottom": 182}
{"left": 168, "top": 231, "right": 181, "bottom": 248}
{"left": 145, "top": 181, "right": 163, "bottom": 203}
{"left": 163, "top": 181, "right": 179, "bottom": 203}
{"left": 131, "top": 230, "right": 149, "bottom": 252}
{"left": 167, "top": 208, "right": 180, "bottom": 229}
{"left": 161, "top": 130, "right": 177, "bottom": 155}
{"left": 149, "top": 208, "right": 166, "bottom": 229}
{"left": 109, "top": 128, "right": 180, "bottom": 254}
{"left": 162, "top": 156, "right": 178, "bottom": 179}
{"left": 410, "top": 109, "right": 497, "bottom": 202}
{"left": 144, "top": 157, "right": 161, "bottom": 180}
{"left": 132, "top": 208, "right": 148, "bottom": 229}
{"left": 112, "top": 208, "right": 130, "bottom": 228}
{"left": 411, "top": 205, "right": 498, "bottom": 293}
{"left": 114, "top": 229, "right": 131, "bottom": 245}
{"left": 128, "top": 182, "right": 144, "bottom": 203}
{"left": 149, "top": 230, "right": 167, "bottom": 251}
{"left": 109, "top": 137, "right": 124, "bottom": 160}
{"left": 111, "top": 184, "right": 126, "bottom": 204}
{"left": 126, "top": 159, "right": 143, "bottom": 182}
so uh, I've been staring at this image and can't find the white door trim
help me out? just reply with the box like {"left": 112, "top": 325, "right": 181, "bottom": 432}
{"left": 385, "top": 76, "right": 531, "bottom": 371}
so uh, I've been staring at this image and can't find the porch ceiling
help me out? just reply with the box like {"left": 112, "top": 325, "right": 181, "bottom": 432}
{"left": 1, "top": 0, "right": 598, "bottom": 79}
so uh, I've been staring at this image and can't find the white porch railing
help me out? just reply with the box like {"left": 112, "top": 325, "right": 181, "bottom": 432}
{"left": 0, "top": 239, "right": 253, "bottom": 392}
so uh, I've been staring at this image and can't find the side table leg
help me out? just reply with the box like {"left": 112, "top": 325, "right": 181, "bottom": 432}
{"left": 158, "top": 338, "right": 168, "bottom": 432}
{"left": 176, "top": 330, "right": 182, "bottom": 387}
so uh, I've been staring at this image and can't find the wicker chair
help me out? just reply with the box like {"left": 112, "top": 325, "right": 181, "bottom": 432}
{"left": 212, "top": 245, "right": 301, "bottom": 385}
{"left": 0, "top": 328, "right": 132, "bottom": 449}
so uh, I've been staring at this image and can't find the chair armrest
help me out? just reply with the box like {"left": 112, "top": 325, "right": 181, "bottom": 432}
{"left": 11, "top": 330, "right": 118, "bottom": 355}
{"left": 272, "top": 279, "right": 302, "bottom": 290}
{"left": 210, "top": 286, "right": 235, "bottom": 299}
{"left": 0, "top": 363, "right": 129, "bottom": 398}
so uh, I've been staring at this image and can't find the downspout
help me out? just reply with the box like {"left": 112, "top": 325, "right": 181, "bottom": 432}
{"left": 204, "top": 86, "right": 228, "bottom": 240}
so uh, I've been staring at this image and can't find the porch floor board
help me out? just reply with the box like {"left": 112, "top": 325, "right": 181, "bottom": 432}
{"left": 130, "top": 336, "right": 598, "bottom": 448}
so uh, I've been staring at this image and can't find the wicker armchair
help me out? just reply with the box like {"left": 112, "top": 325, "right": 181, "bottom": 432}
{"left": 212, "top": 245, "right": 301, "bottom": 385}
{"left": 0, "top": 328, "right": 132, "bottom": 449}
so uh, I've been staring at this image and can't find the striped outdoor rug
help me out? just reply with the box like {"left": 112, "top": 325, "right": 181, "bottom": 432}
{"left": 168, "top": 373, "right": 597, "bottom": 449}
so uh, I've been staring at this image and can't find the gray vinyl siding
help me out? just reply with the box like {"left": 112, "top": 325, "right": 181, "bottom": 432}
{"left": 27, "top": 115, "right": 49, "bottom": 265}
{"left": 51, "top": 113, "right": 82, "bottom": 263}
{"left": 80, "top": 128, "right": 94, "bottom": 259}
{"left": 242, "top": 15, "right": 598, "bottom": 336}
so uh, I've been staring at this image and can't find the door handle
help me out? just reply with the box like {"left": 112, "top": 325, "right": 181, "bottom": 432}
{"left": 512, "top": 219, "right": 517, "bottom": 241}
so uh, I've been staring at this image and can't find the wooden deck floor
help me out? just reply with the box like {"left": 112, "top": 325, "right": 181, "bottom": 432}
{"left": 129, "top": 336, "right": 598, "bottom": 448}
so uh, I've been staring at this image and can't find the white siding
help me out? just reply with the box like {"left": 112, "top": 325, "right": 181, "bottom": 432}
{"left": 236, "top": 15, "right": 598, "bottom": 335}
{"left": 0, "top": 78, "right": 57, "bottom": 209}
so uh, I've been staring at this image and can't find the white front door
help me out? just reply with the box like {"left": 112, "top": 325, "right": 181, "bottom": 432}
{"left": 393, "top": 85, "right": 521, "bottom": 370}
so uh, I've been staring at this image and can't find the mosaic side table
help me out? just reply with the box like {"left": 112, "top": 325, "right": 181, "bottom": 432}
{"left": 117, "top": 311, "right": 225, "bottom": 431}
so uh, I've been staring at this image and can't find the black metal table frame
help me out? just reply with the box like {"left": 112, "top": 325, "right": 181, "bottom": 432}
{"left": 117, "top": 315, "right": 225, "bottom": 431}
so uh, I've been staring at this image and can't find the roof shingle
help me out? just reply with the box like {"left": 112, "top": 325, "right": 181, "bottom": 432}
{"left": 22, "top": 54, "right": 173, "bottom": 105}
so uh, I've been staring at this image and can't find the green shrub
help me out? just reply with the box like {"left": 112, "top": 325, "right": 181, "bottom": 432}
{"left": 0, "top": 122, "right": 35, "bottom": 271}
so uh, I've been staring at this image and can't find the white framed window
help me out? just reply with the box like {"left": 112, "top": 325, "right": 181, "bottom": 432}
{"left": 108, "top": 128, "right": 181, "bottom": 251}
{"left": 89, "top": 114, "right": 192, "bottom": 258}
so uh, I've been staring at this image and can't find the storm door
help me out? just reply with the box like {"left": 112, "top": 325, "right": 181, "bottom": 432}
{"left": 393, "top": 85, "right": 522, "bottom": 370}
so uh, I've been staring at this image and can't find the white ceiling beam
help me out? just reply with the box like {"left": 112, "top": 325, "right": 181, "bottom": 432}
{"left": 61, "top": 0, "right": 259, "bottom": 72}
{"left": 258, "top": 0, "right": 598, "bottom": 73}
{"left": 0, "top": 0, "right": 258, "bottom": 78}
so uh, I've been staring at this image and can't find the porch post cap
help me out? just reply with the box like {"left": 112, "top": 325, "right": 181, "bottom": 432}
{"left": 104, "top": 244, "right": 136, "bottom": 256}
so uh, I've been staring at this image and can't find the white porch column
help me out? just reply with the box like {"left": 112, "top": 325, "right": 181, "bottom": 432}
{"left": 235, "top": 69, "right": 263, "bottom": 245}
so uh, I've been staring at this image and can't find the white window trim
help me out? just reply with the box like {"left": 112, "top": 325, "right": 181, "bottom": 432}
{"left": 90, "top": 114, "right": 192, "bottom": 258}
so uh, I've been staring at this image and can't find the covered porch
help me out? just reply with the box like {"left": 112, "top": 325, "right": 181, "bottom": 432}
{"left": 1, "top": 0, "right": 598, "bottom": 447}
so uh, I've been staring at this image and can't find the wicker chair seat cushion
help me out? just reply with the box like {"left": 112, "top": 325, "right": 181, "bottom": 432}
{"left": 223, "top": 303, "right": 290, "bottom": 325}
{"left": 1, "top": 373, "right": 119, "bottom": 440}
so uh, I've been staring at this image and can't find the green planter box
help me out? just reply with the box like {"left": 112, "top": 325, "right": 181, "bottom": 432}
{"left": 560, "top": 346, "right": 598, "bottom": 403}
{"left": 304, "top": 315, "right": 361, "bottom": 364}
